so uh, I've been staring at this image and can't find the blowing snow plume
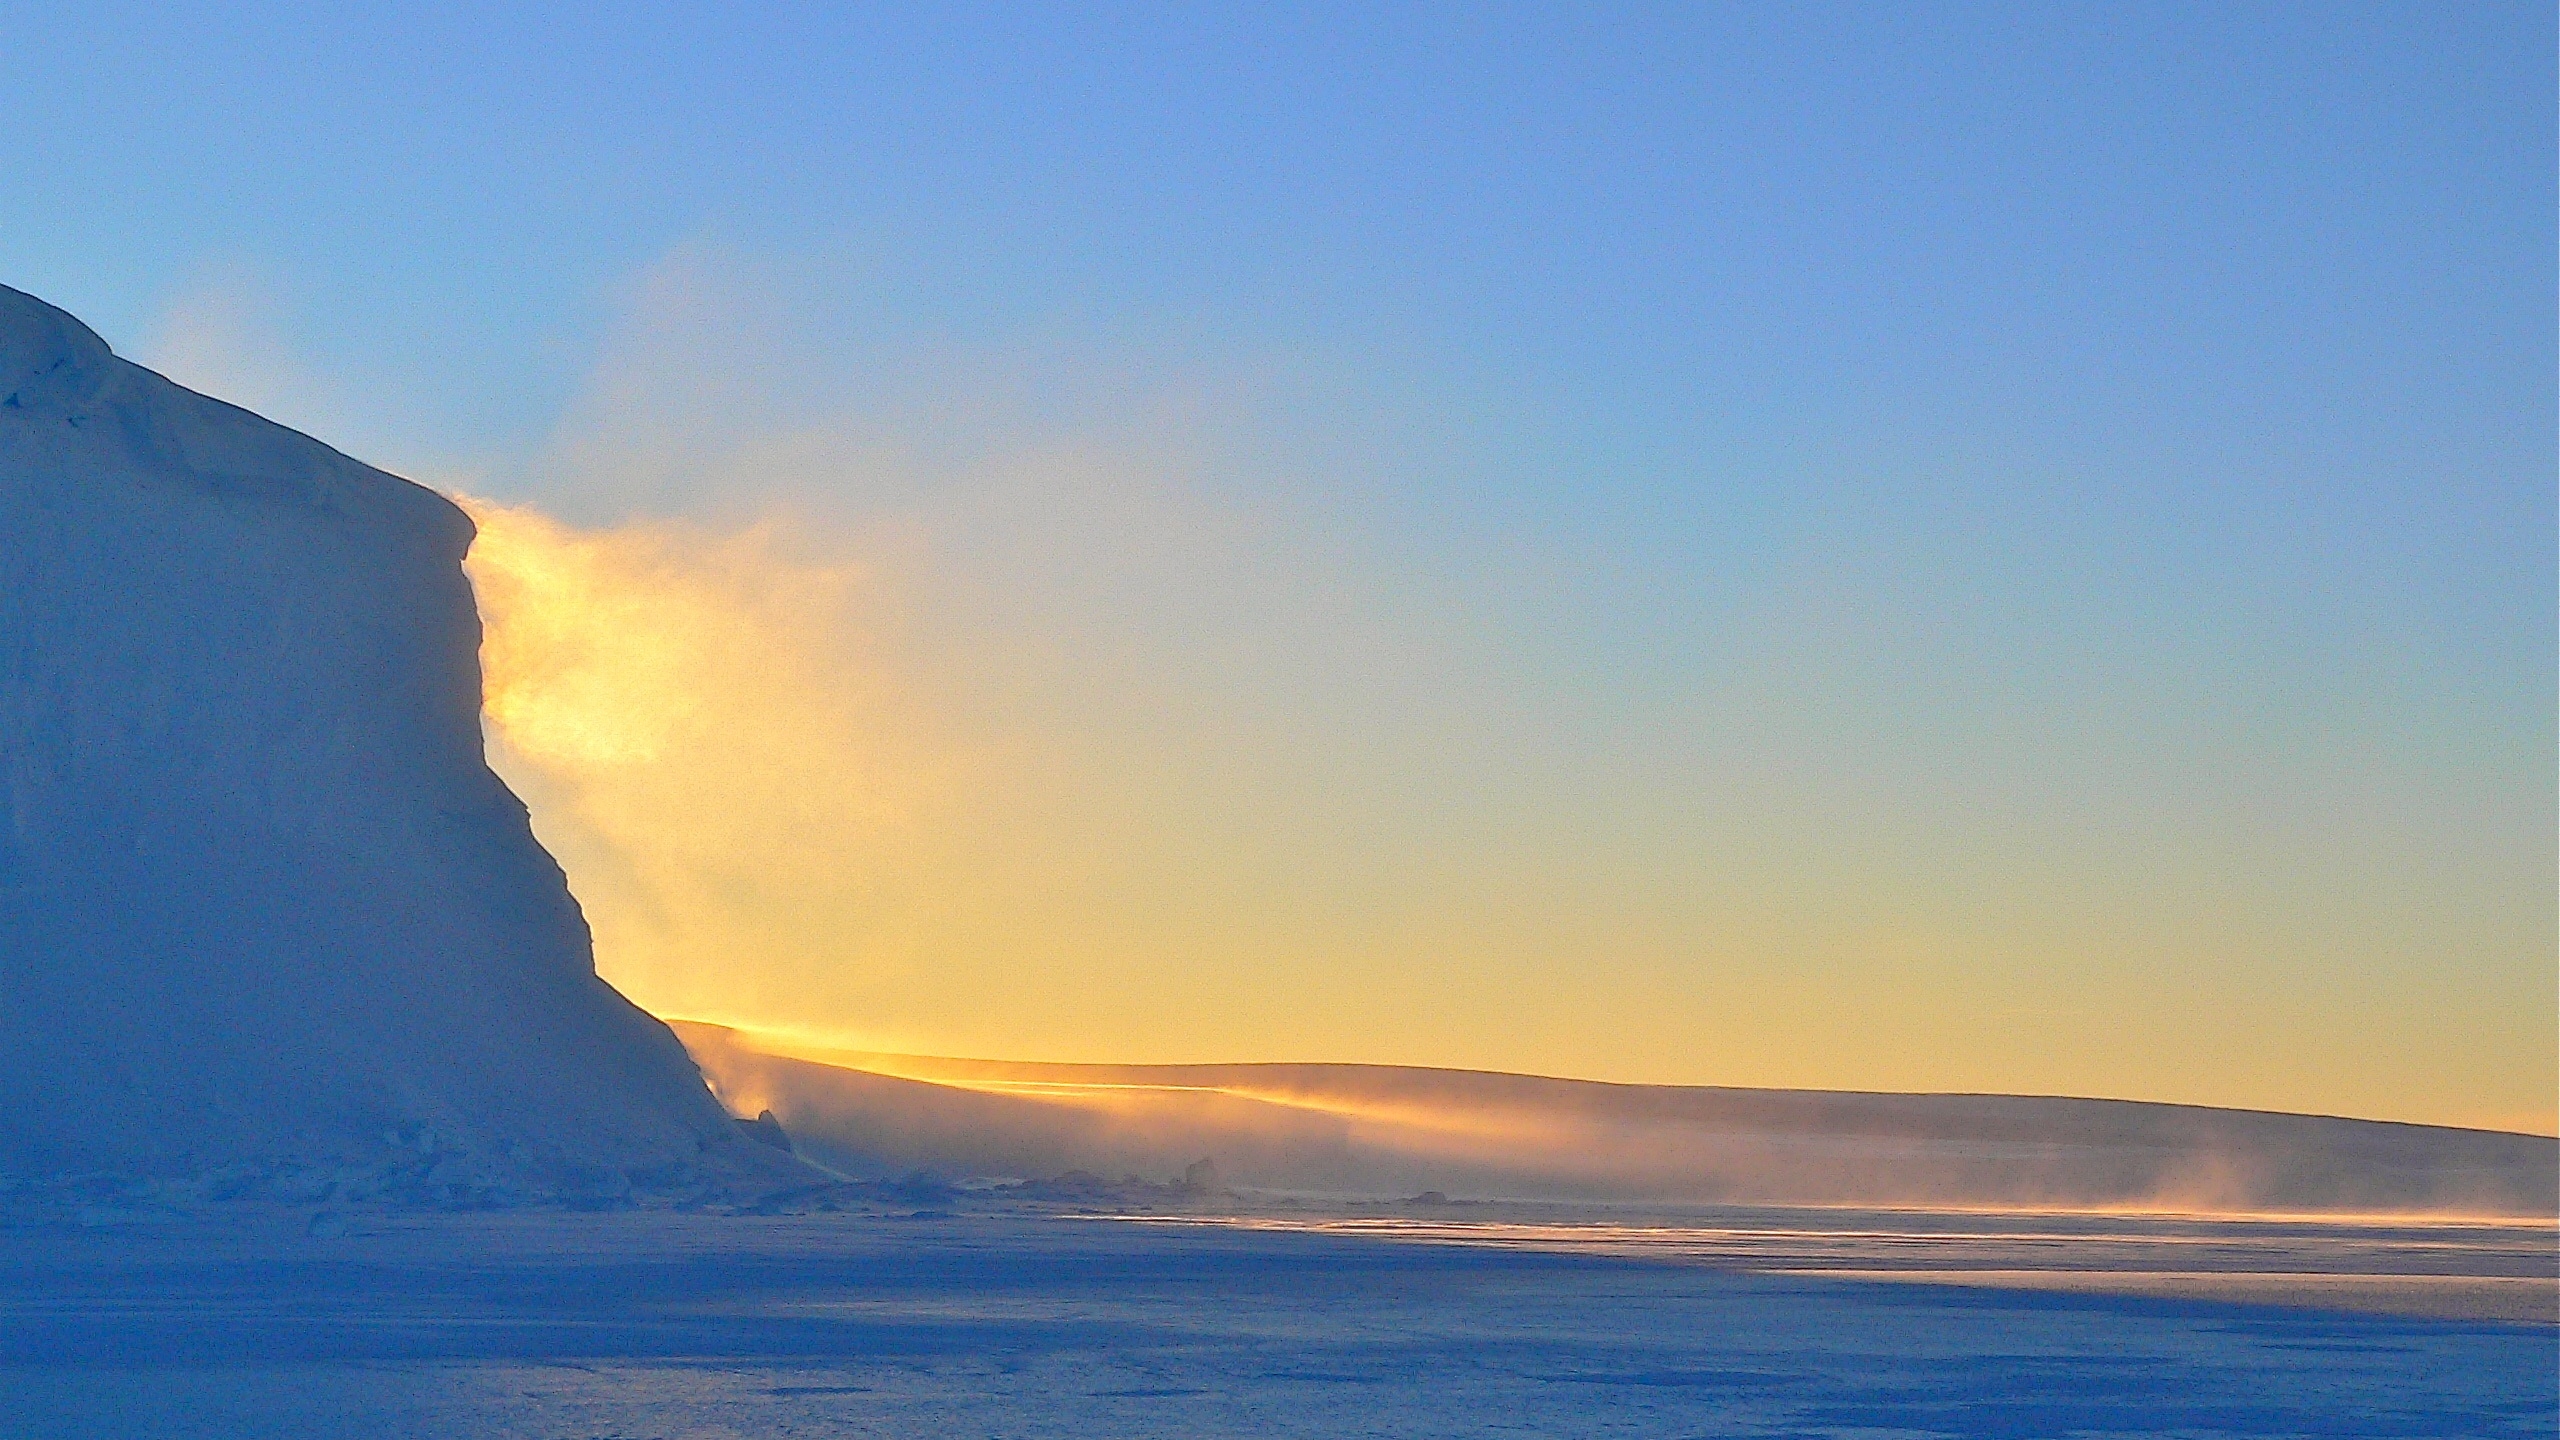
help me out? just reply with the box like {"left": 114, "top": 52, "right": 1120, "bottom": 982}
{"left": 0, "top": 285, "right": 806, "bottom": 1198}
{"left": 459, "top": 498, "right": 954, "bottom": 1031}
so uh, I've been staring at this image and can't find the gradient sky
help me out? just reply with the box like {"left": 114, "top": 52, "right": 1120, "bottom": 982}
{"left": 5, "top": 4, "right": 2551, "bottom": 1131}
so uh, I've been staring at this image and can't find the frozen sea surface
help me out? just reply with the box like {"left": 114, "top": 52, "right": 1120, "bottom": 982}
{"left": 0, "top": 1205, "right": 2550, "bottom": 1438}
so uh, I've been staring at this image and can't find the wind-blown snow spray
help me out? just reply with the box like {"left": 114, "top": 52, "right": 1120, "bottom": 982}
{"left": 460, "top": 498, "right": 950, "bottom": 1033}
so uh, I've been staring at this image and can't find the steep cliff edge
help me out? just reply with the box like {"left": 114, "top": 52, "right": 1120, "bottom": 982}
{"left": 0, "top": 285, "right": 798, "bottom": 1195}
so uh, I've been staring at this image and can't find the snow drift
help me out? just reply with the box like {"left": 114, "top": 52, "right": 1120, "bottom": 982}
{"left": 680, "top": 1024, "right": 2559, "bottom": 1216}
{"left": 0, "top": 285, "right": 799, "bottom": 1193}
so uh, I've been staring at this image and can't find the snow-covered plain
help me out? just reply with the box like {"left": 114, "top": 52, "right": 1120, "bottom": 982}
{"left": 2, "top": 1200, "right": 2551, "bottom": 1438}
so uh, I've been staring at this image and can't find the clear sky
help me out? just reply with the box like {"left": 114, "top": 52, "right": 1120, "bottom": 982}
{"left": 6, "top": 4, "right": 2551, "bottom": 1131}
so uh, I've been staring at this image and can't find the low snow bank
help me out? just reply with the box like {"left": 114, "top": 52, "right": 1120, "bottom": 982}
{"left": 678, "top": 1023, "right": 2558, "bottom": 1216}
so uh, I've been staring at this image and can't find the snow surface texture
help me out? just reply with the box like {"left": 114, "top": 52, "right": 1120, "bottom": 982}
{"left": 680, "top": 1024, "right": 2560, "bottom": 1216}
{"left": 0, "top": 286, "right": 796, "bottom": 1193}
{"left": 0, "top": 1209, "right": 2550, "bottom": 1438}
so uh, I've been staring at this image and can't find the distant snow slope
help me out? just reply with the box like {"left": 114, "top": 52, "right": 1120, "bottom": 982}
{"left": 0, "top": 285, "right": 794, "bottom": 1190}
{"left": 679, "top": 1024, "right": 2559, "bottom": 1216}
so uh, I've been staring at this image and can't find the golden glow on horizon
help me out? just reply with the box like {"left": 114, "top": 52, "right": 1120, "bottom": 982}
{"left": 743, "top": 1047, "right": 1576, "bottom": 1150}
{"left": 459, "top": 497, "right": 2556, "bottom": 1138}
{"left": 674, "top": 1022, "right": 1584, "bottom": 1165}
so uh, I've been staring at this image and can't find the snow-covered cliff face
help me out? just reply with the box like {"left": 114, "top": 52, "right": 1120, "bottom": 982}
{"left": 0, "top": 285, "right": 762, "bottom": 1185}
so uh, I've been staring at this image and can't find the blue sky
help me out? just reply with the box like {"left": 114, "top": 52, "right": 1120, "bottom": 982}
{"left": 14, "top": 6, "right": 2548, "bottom": 656}
{"left": 5, "top": 4, "right": 2551, "bottom": 1126}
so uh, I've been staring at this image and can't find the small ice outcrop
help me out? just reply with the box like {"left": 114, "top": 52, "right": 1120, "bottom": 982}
{"left": 737, "top": 1110, "right": 793, "bottom": 1153}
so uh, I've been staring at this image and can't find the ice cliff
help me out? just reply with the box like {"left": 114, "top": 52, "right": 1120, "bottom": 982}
{"left": 0, "top": 285, "right": 794, "bottom": 1195}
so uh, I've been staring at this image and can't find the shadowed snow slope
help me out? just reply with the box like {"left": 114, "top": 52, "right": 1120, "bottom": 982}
{"left": 0, "top": 286, "right": 789, "bottom": 1188}
{"left": 678, "top": 1024, "right": 2558, "bottom": 1216}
